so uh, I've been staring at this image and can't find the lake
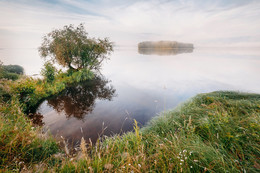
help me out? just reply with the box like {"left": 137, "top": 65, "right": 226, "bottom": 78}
{"left": 17, "top": 47, "right": 260, "bottom": 147}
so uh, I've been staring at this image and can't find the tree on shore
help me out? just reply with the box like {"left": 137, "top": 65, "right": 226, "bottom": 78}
{"left": 39, "top": 24, "right": 113, "bottom": 71}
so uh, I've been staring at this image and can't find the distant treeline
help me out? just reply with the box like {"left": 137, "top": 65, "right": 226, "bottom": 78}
{"left": 138, "top": 41, "right": 194, "bottom": 49}
{"left": 0, "top": 63, "right": 24, "bottom": 80}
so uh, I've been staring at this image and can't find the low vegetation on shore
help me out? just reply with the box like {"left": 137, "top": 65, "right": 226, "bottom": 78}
{"left": 0, "top": 63, "right": 24, "bottom": 81}
{"left": 1, "top": 87, "right": 259, "bottom": 172}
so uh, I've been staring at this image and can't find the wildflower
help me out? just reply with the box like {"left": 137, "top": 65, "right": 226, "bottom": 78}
{"left": 189, "top": 152, "right": 192, "bottom": 155}
{"left": 180, "top": 163, "right": 182, "bottom": 165}
{"left": 185, "top": 157, "right": 187, "bottom": 160}
{"left": 128, "top": 164, "right": 131, "bottom": 166}
{"left": 138, "top": 164, "right": 141, "bottom": 168}
{"left": 180, "top": 159, "right": 184, "bottom": 162}
{"left": 177, "top": 156, "right": 180, "bottom": 159}
{"left": 183, "top": 150, "right": 187, "bottom": 153}
{"left": 190, "top": 166, "right": 193, "bottom": 168}
{"left": 131, "top": 171, "right": 134, "bottom": 173}
{"left": 194, "top": 160, "right": 198, "bottom": 162}
{"left": 104, "top": 164, "right": 113, "bottom": 170}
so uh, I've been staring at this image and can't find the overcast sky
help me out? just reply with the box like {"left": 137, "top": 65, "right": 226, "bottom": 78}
{"left": 1, "top": 0, "right": 260, "bottom": 48}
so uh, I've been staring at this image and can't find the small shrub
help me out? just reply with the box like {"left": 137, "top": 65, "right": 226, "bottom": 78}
{"left": 71, "top": 69, "right": 93, "bottom": 82}
{"left": 0, "top": 62, "right": 23, "bottom": 80}
{"left": 3, "top": 65, "right": 24, "bottom": 74}
{"left": 41, "top": 61, "right": 57, "bottom": 83}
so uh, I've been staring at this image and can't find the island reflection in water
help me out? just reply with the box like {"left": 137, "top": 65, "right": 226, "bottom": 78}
{"left": 138, "top": 47, "right": 193, "bottom": 56}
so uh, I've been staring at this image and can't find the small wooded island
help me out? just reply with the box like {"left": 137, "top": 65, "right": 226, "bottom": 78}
{"left": 138, "top": 41, "right": 194, "bottom": 55}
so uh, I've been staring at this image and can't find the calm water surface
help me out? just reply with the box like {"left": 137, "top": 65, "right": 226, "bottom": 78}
{"left": 33, "top": 47, "right": 260, "bottom": 146}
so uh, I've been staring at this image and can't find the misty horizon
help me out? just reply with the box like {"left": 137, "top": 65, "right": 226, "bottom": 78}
{"left": 1, "top": 0, "right": 260, "bottom": 50}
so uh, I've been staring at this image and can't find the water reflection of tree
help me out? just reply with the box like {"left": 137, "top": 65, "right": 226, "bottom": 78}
{"left": 47, "top": 75, "right": 116, "bottom": 120}
{"left": 28, "top": 112, "right": 44, "bottom": 126}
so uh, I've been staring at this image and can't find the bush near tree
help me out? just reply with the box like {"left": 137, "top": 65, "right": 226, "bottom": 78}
{"left": 41, "top": 61, "right": 57, "bottom": 83}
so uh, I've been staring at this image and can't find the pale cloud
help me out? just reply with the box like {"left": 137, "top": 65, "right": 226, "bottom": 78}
{"left": 0, "top": 0, "right": 260, "bottom": 48}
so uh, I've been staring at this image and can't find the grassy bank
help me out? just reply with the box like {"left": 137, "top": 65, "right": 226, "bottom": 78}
{"left": 0, "top": 69, "right": 94, "bottom": 171}
{"left": 52, "top": 91, "right": 259, "bottom": 172}
{"left": 1, "top": 90, "right": 260, "bottom": 172}
{"left": 0, "top": 98, "right": 59, "bottom": 171}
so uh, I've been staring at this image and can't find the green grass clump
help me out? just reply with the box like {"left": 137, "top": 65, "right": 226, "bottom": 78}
{"left": 0, "top": 97, "right": 60, "bottom": 171}
{"left": 53, "top": 91, "right": 260, "bottom": 172}
{"left": 141, "top": 91, "right": 260, "bottom": 172}
{"left": 0, "top": 71, "right": 20, "bottom": 80}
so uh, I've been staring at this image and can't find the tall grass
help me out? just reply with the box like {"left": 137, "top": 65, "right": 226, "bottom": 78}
{"left": 0, "top": 97, "right": 60, "bottom": 171}
{"left": 47, "top": 91, "right": 260, "bottom": 172}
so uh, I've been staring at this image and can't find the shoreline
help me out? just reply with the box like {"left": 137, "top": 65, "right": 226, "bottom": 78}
{"left": 1, "top": 89, "right": 259, "bottom": 172}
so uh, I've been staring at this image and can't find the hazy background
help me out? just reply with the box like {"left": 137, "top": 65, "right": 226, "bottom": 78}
{"left": 1, "top": 0, "right": 260, "bottom": 74}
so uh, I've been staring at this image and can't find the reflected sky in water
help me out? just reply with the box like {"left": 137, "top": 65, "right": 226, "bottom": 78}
{"left": 33, "top": 47, "right": 260, "bottom": 146}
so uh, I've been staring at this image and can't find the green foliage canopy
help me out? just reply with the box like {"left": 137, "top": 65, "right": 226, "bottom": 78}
{"left": 39, "top": 24, "right": 113, "bottom": 71}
